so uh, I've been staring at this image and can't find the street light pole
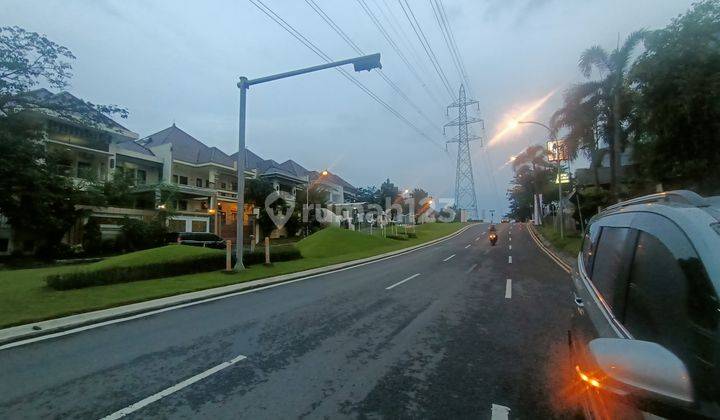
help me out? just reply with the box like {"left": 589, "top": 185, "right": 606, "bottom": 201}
{"left": 234, "top": 54, "right": 381, "bottom": 270}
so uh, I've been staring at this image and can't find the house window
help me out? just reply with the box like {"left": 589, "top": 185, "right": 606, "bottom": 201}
{"left": 178, "top": 200, "right": 188, "bottom": 211}
{"left": 205, "top": 179, "right": 210, "bottom": 188}
{"left": 196, "top": 178, "right": 203, "bottom": 187}
{"left": 0, "top": 238, "right": 8, "bottom": 253}
{"left": 109, "top": 158, "right": 115, "bottom": 169}
{"left": 77, "top": 161, "right": 94, "bottom": 180}
{"left": 191, "top": 221, "right": 208, "bottom": 232}
{"left": 221, "top": 182, "right": 227, "bottom": 190}
{"left": 136, "top": 170, "right": 147, "bottom": 185}
{"left": 179, "top": 176, "right": 188, "bottom": 185}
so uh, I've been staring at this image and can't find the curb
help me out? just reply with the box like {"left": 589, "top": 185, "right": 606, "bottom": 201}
{"left": 525, "top": 222, "right": 574, "bottom": 274}
{"left": 0, "top": 224, "right": 476, "bottom": 347}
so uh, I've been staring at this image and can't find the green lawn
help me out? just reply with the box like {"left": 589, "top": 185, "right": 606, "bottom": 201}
{"left": 537, "top": 224, "right": 582, "bottom": 256}
{"left": 0, "top": 222, "right": 466, "bottom": 328}
{"left": 68, "top": 245, "right": 224, "bottom": 272}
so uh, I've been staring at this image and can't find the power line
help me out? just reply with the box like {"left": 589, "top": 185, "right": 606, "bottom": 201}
{"left": 429, "top": 0, "right": 463, "bottom": 90}
{"left": 374, "top": 0, "right": 448, "bottom": 106}
{"left": 248, "top": 0, "right": 445, "bottom": 150}
{"left": 304, "top": 0, "right": 442, "bottom": 135}
{"left": 354, "top": 0, "right": 445, "bottom": 110}
{"left": 398, "top": 0, "right": 455, "bottom": 99}
{"left": 435, "top": 0, "right": 473, "bottom": 97}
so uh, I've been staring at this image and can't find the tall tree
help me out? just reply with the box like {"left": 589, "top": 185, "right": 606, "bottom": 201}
{"left": 0, "top": 26, "right": 128, "bottom": 256}
{"left": 631, "top": 0, "right": 720, "bottom": 193}
{"left": 551, "top": 30, "right": 647, "bottom": 199}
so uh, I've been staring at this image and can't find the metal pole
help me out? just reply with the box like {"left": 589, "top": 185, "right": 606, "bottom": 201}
{"left": 558, "top": 158, "right": 564, "bottom": 239}
{"left": 234, "top": 77, "right": 248, "bottom": 270}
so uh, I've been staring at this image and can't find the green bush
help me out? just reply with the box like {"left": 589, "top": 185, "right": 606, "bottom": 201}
{"left": 46, "top": 253, "right": 224, "bottom": 290}
{"left": 82, "top": 218, "right": 103, "bottom": 256}
{"left": 386, "top": 233, "right": 408, "bottom": 241}
{"left": 117, "top": 217, "right": 168, "bottom": 251}
{"left": 243, "top": 244, "right": 302, "bottom": 265}
{"left": 406, "top": 232, "right": 418, "bottom": 238}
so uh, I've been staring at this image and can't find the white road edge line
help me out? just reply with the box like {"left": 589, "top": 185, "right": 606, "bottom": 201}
{"left": 508, "top": 256, "right": 512, "bottom": 264}
{"left": 491, "top": 403, "right": 511, "bottom": 420}
{"left": 505, "top": 279, "right": 512, "bottom": 299}
{"left": 100, "top": 354, "right": 247, "bottom": 420}
{"left": 443, "top": 254, "right": 456, "bottom": 262}
{"left": 464, "top": 244, "right": 471, "bottom": 249}
{"left": 0, "top": 225, "right": 479, "bottom": 351}
{"left": 386, "top": 273, "right": 421, "bottom": 290}
{"left": 466, "top": 263, "right": 477, "bottom": 274}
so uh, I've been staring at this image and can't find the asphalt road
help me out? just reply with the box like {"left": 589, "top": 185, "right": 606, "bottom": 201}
{"left": 0, "top": 223, "right": 576, "bottom": 419}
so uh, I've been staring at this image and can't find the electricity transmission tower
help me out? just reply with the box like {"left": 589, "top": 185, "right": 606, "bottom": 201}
{"left": 444, "top": 84, "right": 482, "bottom": 220}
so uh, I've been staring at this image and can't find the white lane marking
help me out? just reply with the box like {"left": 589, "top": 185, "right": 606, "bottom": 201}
{"left": 443, "top": 254, "right": 456, "bottom": 262}
{"left": 464, "top": 244, "right": 471, "bottom": 249}
{"left": 100, "top": 354, "right": 247, "bottom": 419}
{"left": 508, "top": 256, "right": 512, "bottom": 264}
{"left": 508, "top": 245, "right": 512, "bottom": 250}
{"left": 491, "top": 403, "right": 511, "bottom": 420}
{"left": 509, "top": 237, "right": 511, "bottom": 242}
{"left": 482, "top": 231, "right": 486, "bottom": 235}
{"left": 1, "top": 225, "right": 478, "bottom": 351}
{"left": 466, "top": 263, "right": 477, "bottom": 274}
{"left": 505, "top": 279, "right": 512, "bottom": 299}
{"left": 475, "top": 237, "right": 480, "bottom": 242}
{"left": 386, "top": 273, "right": 421, "bottom": 290}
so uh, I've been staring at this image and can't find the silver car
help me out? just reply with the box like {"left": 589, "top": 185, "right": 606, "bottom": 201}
{"left": 570, "top": 190, "right": 720, "bottom": 419}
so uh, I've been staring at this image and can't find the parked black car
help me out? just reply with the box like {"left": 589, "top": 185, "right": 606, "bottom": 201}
{"left": 169, "top": 232, "right": 227, "bottom": 249}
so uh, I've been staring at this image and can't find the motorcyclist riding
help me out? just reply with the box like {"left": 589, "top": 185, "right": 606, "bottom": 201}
{"left": 488, "top": 224, "right": 498, "bottom": 246}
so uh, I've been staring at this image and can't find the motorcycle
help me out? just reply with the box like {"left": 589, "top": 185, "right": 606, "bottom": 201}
{"left": 489, "top": 232, "right": 498, "bottom": 246}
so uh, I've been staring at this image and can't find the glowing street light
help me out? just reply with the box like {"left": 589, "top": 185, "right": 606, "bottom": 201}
{"left": 321, "top": 170, "right": 329, "bottom": 176}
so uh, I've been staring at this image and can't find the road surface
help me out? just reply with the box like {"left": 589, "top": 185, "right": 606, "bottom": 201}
{"left": 0, "top": 223, "right": 576, "bottom": 419}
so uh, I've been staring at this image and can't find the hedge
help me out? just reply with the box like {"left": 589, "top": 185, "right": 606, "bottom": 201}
{"left": 386, "top": 233, "right": 408, "bottom": 241}
{"left": 243, "top": 244, "right": 303, "bottom": 265}
{"left": 46, "top": 254, "right": 225, "bottom": 290}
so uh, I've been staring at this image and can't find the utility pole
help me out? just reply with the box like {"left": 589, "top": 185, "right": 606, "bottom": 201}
{"left": 445, "top": 85, "right": 482, "bottom": 220}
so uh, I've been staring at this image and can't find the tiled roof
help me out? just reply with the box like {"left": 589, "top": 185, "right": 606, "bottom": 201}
{"left": 11, "top": 89, "right": 137, "bottom": 139}
{"left": 116, "top": 140, "right": 155, "bottom": 156}
{"left": 138, "top": 124, "right": 234, "bottom": 167}
{"left": 309, "top": 170, "right": 357, "bottom": 194}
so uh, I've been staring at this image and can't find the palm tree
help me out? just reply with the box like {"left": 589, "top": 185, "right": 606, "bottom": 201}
{"left": 550, "top": 30, "right": 646, "bottom": 200}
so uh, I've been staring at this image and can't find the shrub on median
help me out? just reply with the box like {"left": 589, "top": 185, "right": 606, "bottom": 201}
{"left": 243, "top": 244, "right": 303, "bottom": 265}
{"left": 46, "top": 253, "right": 226, "bottom": 290}
{"left": 386, "top": 233, "right": 408, "bottom": 241}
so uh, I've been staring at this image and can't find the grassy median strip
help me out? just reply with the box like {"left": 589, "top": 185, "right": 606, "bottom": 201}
{"left": 0, "top": 222, "right": 466, "bottom": 328}
{"left": 537, "top": 224, "right": 582, "bottom": 256}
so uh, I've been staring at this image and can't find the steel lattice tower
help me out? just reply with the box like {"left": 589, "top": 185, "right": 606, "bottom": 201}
{"left": 444, "top": 85, "right": 482, "bottom": 220}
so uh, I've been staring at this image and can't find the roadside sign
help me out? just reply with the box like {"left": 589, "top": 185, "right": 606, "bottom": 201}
{"left": 547, "top": 140, "right": 568, "bottom": 162}
{"left": 555, "top": 172, "right": 570, "bottom": 184}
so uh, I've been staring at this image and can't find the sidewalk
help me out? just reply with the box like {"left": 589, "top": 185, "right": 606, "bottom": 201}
{"left": 0, "top": 224, "right": 474, "bottom": 346}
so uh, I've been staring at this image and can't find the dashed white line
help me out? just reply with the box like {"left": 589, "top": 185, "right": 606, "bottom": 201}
{"left": 508, "top": 256, "right": 512, "bottom": 264}
{"left": 443, "top": 254, "right": 456, "bottom": 262}
{"left": 100, "top": 354, "right": 247, "bottom": 419}
{"left": 505, "top": 279, "right": 512, "bottom": 299}
{"left": 474, "top": 237, "right": 480, "bottom": 242}
{"left": 464, "top": 244, "right": 471, "bottom": 249}
{"left": 466, "top": 263, "right": 478, "bottom": 274}
{"left": 386, "top": 273, "right": 421, "bottom": 290}
{"left": 508, "top": 245, "right": 512, "bottom": 250}
{"left": 491, "top": 403, "right": 511, "bottom": 420}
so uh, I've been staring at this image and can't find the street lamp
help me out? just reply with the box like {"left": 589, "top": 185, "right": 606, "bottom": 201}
{"left": 515, "top": 120, "right": 564, "bottom": 238}
{"left": 233, "top": 54, "right": 381, "bottom": 270}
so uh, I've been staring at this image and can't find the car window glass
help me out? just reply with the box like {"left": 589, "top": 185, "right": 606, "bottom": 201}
{"left": 591, "top": 227, "right": 634, "bottom": 311}
{"left": 625, "top": 230, "right": 719, "bottom": 400}
{"left": 581, "top": 222, "right": 601, "bottom": 275}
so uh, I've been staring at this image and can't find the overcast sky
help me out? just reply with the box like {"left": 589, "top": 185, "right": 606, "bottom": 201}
{"left": 3, "top": 0, "right": 694, "bottom": 215}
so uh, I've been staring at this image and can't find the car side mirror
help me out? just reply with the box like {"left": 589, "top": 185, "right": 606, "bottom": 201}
{"left": 586, "top": 338, "right": 694, "bottom": 412}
